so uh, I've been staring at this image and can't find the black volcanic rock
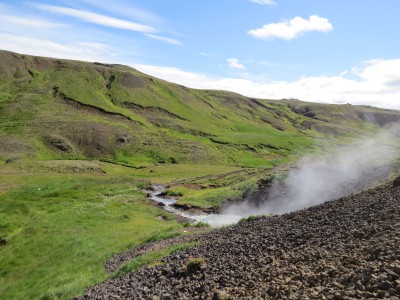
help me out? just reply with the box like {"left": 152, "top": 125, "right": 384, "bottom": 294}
{"left": 393, "top": 176, "right": 400, "bottom": 187}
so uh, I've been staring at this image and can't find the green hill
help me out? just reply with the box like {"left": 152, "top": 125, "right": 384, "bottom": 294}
{"left": 0, "top": 50, "right": 399, "bottom": 299}
{"left": 1, "top": 50, "right": 399, "bottom": 168}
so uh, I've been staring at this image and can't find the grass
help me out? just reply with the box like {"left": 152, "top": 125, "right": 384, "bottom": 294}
{"left": 185, "top": 257, "right": 206, "bottom": 275}
{"left": 191, "top": 222, "right": 210, "bottom": 228}
{"left": 173, "top": 178, "right": 259, "bottom": 209}
{"left": 238, "top": 215, "right": 265, "bottom": 223}
{"left": 0, "top": 174, "right": 184, "bottom": 300}
{"left": 111, "top": 241, "right": 197, "bottom": 279}
{"left": 0, "top": 160, "right": 267, "bottom": 299}
{"left": 176, "top": 186, "right": 242, "bottom": 208}
{"left": 129, "top": 164, "right": 242, "bottom": 183}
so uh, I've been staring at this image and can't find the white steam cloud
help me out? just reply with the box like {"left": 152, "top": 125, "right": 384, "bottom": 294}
{"left": 223, "top": 125, "right": 400, "bottom": 217}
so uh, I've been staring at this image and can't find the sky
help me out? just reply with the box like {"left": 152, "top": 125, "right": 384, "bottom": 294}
{"left": 1, "top": 0, "right": 400, "bottom": 109}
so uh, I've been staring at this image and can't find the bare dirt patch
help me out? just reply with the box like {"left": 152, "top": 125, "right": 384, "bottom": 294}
{"left": 120, "top": 73, "right": 145, "bottom": 89}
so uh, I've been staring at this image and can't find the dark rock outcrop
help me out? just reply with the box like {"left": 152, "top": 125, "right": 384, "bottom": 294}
{"left": 45, "top": 135, "right": 74, "bottom": 152}
{"left": 393, "top": 176, "right": 400, "bottom": 187}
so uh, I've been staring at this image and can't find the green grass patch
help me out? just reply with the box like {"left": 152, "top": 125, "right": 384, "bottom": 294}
{"left": 130, "top": 164, "right": 242, "bottom": 182}
{"left": 0, "top": 92, "right": 12, "bottom": 103}
{"left": 239, "top": 215, "right": 264, "bottom": 223}
{"left": 160, "top": 189, "right": 184, "bottom": 197}
{"left": 176, "top": 179, "right": 258, "bottom": 209}
{"left": 185, "top": 257, "right": 206, "bottom": 275}
{"left": 111, "top": 242, "right": 197, "bottom": 279}
{"left": 0, "top": 174, "right": 183, "bottom": 300}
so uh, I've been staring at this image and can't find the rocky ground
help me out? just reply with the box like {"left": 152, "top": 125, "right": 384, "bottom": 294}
{"left": 77, "top": 177, "right": 400, "bottom": 299}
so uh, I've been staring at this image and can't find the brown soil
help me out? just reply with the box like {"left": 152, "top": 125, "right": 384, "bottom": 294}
{"left": 120, "top": 73, "right": 145, "bottom": 89}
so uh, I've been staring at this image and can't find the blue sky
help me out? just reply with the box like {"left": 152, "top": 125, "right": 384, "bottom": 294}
{"left": 1, "top": 0, "right": 400, "bottom": 109}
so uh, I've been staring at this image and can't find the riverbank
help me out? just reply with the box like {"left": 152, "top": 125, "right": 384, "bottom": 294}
{"left": 146, "top": 184, "right": 244, "bottom": 227}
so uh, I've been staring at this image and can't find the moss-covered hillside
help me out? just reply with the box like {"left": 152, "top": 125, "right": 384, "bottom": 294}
{"left": 1, "top": 50, "right": 399, "bottom": 168}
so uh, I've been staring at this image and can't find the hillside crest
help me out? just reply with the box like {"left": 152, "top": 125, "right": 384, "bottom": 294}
{"left": 1, "top": 50, "right": 399, "bottom": 167}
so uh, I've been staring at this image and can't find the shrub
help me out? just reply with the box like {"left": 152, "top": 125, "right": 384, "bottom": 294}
{"left": 270, "top": 172, "right": 286, "bottom": 184}
{"left": 185, "top": 257, "right": 205, "bottom": 275}
{"left": 193, "top": 221, "right": 210, "bottom": 228}
{"left": 160, "top": 189, "right": 183, "bottom": 197}
{"left": 212, "top": 291, "right": 230, "bottom": 300}
{"left": 239, "top": 215, "right": 263, "bottom": 223}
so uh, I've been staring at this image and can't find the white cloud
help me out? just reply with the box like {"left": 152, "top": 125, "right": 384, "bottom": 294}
{"left": 33, "top": 4, "right": 156, "bottom": 33}
{"left": 227, "top": 58, "right": 246, "bottom": 70}
{"left": 145, "top": 34, "right": 183, "bottom": 46}
{"left": 78, "top": 0, "right": 161, "bottom": 23}
{"left": 0, "top": 32, "right": 115, "bottom": 62}
{"left": 250, "top": 0, "right": 276, "bottom": 5}
{"left": 0, "top": 15, "right": 63, "bottom": 28}
{"left": 131, "top": 64, "right": 210, "bottom": 85}
{"left": 248, "top": 15, "right": 333, "bottom": 40}
{"left": 132, "top": 59, "right": 400, "bottom": 110}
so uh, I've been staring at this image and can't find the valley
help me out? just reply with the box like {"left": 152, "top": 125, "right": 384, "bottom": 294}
{"left": 0, "top": 50, "right": 399, "bottom": 299}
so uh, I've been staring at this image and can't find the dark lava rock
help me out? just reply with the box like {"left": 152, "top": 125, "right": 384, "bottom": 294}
{"left": 5, "top": 158, "right": 20, "bottom": 164}
{"left": 393, "top": 176, "right": 400, "bottom": 187}
{"left": 45, "top": 135, "right": 73, "bottom": 152}
{"left": 116, "top": 135, "right": 130, "bottom": 144}
{"left": 0, "top": 238, "right": 7, "bottom": 246}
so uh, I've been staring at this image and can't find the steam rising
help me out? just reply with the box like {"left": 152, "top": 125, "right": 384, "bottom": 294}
{"left": 223, "top": 126, "right": 400, "bottom": 217}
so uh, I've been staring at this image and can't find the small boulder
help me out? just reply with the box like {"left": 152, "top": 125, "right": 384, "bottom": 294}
{"left": 5, "top": 158, "right": 20, "bottom": 164}
{"left": 157, "top": 215, "right": 167, "bottom": 221}
{"left": 116, "top": 135, "right": 129, "bottom": 144}
{"left": 393, "top": 176, "right": 400, "bottom": 187}
{"left": 45, "top": 135, "right": 73, "bottom": 152}
{"left": 185, "top": 258, "right": 206, "bottom": 275}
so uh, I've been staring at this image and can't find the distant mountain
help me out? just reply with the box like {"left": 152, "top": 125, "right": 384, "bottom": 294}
{"left": 1, "top": 50, "right": 399, "bottom": 167}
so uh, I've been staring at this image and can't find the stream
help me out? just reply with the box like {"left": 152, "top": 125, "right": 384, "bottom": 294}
{"left": 146, "top": 185, "right": 242, "bottom": 227}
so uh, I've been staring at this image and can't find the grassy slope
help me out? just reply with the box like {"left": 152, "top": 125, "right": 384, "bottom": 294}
{"left": 1, "top": 50, "right": 400, "bottom": 299}
{"left": 0, "top": 171, "right": 184, "bottom": 300}
{"left": 2, "top": 50, "right": 399, "bottom": 169}
{"left": 0, "top": 160, "right": 246, "bottom": 299}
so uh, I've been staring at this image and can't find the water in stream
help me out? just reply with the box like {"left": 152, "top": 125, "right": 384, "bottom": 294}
{"left": 146, "top": 185, "right": 242, "bottom": 227}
